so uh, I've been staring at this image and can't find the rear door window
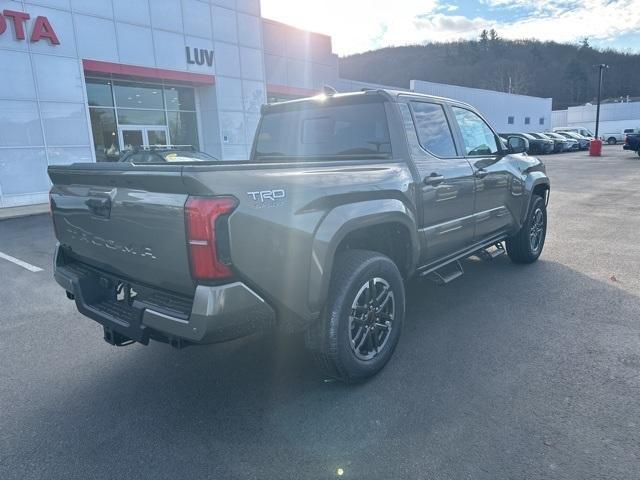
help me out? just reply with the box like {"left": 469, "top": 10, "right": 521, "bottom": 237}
{"left": 409, "top": 101, "right": 457, "bottom": 157}
{"left": 255, "top": 100, "right": 391, "bottom": 160}
{"left": 452, "top": 107, "right": 500, "bottom": 156}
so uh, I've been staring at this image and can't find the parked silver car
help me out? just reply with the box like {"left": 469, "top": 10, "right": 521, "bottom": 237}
{"left": 545, "top": 132, "right": 578, "bottom": 151}
{"left": 557, "top": 131, "right": 590, "bottom": 150}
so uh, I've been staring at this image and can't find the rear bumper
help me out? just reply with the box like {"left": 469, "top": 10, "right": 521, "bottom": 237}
{"left": 53, "top": 245, "right": 275, "bottom": 345}
{"left": 622, "top": 144, "right": 636, "bottom": 151}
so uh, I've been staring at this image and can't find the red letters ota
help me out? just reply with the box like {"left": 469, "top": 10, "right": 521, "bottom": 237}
{"left": 0, "top": 10, "right": 60, "bottom": 45}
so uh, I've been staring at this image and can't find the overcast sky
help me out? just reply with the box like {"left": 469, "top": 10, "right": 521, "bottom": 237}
{"left": 261, "top": 0, "right": 640, "bottom": 55}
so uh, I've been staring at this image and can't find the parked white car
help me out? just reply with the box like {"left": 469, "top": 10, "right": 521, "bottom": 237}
{"left": 553, "top": 127, "right": 595, "bottom": 138}
{"left": 602, "top": 128, "right": 640, "bottom": 145}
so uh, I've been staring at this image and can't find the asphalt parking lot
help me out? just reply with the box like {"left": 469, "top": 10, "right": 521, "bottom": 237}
{"left": 1, "top": 147, "right": 639, "bottom": 480}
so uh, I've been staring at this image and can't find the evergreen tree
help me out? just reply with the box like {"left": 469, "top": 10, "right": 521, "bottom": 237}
{"left": 564, "top": 59, "right": 588, "bottom": 103}
{"left": 479, "top": 29, "right": 489, "bottom": 50}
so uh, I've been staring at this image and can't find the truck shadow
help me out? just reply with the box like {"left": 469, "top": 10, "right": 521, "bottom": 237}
{"left": 6, "top": 257, "right": 640, "bottom": 479}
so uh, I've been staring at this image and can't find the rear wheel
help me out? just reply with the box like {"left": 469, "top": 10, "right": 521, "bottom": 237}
{"left": 607, "top": 137, "right": 617, "bottom": 145}
{"left": 305, "top": 249, "right": 405, "bottom": 383}
{"left": 506, "top": 194, "right": 547, "bottom": 264}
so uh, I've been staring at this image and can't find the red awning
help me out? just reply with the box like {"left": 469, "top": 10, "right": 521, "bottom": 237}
{"left": 83, "top": 59, "right": 215, "bottom": 85}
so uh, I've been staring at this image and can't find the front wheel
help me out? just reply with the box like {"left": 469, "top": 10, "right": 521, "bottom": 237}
{"left": 305, "top": 249, "right": 405, "bottom": 383}
{"left": 506, "top": 194, "right": 547, "bottom": 264}
{"left": 607, "top": 137, "right": 617, "bottom": 145}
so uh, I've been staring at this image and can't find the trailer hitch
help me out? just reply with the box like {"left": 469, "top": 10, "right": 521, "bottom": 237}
{"left": 103, "top": 326, "right": 134, "bottom": 346}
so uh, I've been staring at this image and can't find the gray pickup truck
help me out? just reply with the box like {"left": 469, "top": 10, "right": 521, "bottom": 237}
{"left": 48, "top": 89, "right": 550, "bottom": 383}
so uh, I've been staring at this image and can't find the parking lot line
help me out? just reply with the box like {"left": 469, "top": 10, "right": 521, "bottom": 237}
{"left": 0, "top": 251, "right": 43, "bottom": 272}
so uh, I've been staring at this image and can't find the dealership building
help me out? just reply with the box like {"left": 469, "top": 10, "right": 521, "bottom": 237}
{"left": 0, "top": 0, "right": 551, "bottom": 211}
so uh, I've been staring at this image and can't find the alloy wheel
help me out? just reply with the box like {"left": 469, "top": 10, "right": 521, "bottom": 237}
{"left": 348, "top": 277, "right": 395, "bottom": 361}
{"left": 529, "top": 207, "right": 545, "bottom": 252}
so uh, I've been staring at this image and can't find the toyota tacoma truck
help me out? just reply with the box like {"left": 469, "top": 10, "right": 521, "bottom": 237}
{"left": 48, "top": 89, "right": 550, "bottom": 383}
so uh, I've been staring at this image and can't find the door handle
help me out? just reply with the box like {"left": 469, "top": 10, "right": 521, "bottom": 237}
{"left": 474, "top": 169, "right": 489, "bottom": 179}
{"left": 424, "top": 172, "right": 445, "bottom": 186}
{"left": 85, "top": 196, "right": 111, "bottom": 218}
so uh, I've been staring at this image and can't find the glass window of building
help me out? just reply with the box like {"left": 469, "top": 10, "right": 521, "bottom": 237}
{"left": 168, "top": 111, "right": 198, "bottom": 148}
{"left": 86, "top": 79, "right": 114, "bottom": 108}
{"left": 114, "top": 83, "right": 164, "bottom": 110}
{"left": 116, "top": 109, "right": 166, "bottom": 126}
{"left": 86, "top": 78, "right": 199, "bottom": 161}
{"left": 165, "top": 86, "right": 196, "bottom": 111}
{"left": 89, "top": 108, "right": 118, "bottom": 162}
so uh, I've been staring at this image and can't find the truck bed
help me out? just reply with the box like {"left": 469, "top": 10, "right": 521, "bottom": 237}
{"left": 48, "top": 158, "right": 414, "bottom": 324}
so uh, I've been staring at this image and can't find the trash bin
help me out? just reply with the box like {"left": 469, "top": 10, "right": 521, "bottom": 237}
{"left": 589, "top": 139, "right": 603, "bottom": 156}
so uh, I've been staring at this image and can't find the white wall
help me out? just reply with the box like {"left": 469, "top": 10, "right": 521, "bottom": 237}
{"left": 564, "top": 102, "right": 640, "bottom": 136}
{"left": 0, "top": 0, "right": 93, "bottom": 207}
{"left": 410, "top": 80, "right": 552, "bottom": 134}
{"left": 0, "top": 0, "right": 266, "bottom": 208}
{"left": 262, "top": 18, "right": 338, "bottom": 96}
{"left": 551, "top": 110, "right": 567, "bottom": 128}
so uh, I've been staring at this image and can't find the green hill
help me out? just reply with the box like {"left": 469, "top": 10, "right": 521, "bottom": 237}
{"left": 338, "top": 36, "right": 640, "bottom": 110}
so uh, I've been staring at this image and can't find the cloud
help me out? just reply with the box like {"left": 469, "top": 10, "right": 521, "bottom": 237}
{"left": 260, "top": 0, "right": 640, "bottom": 54}
{"left": 415, "top": 13, "right": 486, "bottom": 34}
{"left": 497, "top": 0, "right": 640, "bottom": 44}
{"left": 435, "top": 3, "right": 460, "bottom": 12}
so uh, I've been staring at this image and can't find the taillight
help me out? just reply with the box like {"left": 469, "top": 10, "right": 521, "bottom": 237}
{"left": 49, "top": 192, "right": 60, "bottom": 239}
{"left": 185, "top": 196, "right": 238, "bottom": 281}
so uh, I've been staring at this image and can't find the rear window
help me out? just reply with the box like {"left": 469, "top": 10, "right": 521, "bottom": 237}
{"left": 254, "top": 100, "right": 391, "bottom": 160}
{"left": 409, "top": 101, "right": 457, "bottom": 157}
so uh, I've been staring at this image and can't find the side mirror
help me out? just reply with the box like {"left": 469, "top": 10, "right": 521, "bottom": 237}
{"left": 508, "top": 136, "right": 529, "bottom": 154}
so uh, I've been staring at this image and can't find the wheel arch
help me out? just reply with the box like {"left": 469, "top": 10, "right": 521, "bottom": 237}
{"left": 308, "top": 199, "right": 419, "bottom": 314}
{"left": 521, "top": 174, "right": 550, "bottom": 225}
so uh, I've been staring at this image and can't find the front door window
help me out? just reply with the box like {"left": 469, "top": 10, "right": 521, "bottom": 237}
{"left": 452, "top": 107, "right": 500, "bottom": 156}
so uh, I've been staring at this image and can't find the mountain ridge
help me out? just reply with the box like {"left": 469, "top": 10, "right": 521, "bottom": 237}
{"left": 338, "top": 38, "right": 640, "bottom": 110}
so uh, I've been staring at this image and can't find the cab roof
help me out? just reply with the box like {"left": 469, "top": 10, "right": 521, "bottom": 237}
{"left": 261, "top": 88, "right": 477, "bottom": 114}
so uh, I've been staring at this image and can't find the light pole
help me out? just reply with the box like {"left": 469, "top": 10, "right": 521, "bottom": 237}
{"left": 594, "top": 64, "right": 609, "bottom": 139}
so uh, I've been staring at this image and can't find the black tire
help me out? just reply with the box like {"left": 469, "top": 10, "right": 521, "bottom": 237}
{"left": 506, "top": 194, "right": 547, "bottom": 264}
{"left": 305, "top": 249, "right": 405, "bottom": 383}
{"left": 607, "top": 137, "right": 617, "bottom": 145}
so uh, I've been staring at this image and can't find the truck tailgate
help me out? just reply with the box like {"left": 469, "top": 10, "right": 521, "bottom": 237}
{"left": 48, "top": 164, "right": 194, "bottom": 296}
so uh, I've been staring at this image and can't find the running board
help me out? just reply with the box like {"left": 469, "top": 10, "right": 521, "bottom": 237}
{"left": 422, "top": 260, "right": 464, "bottom": 285}
{"left": 477, "top": 242, "right": 505, "bottom": 260}
{"left": 416, "top": 234, "right": 507, "bottom": 278}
